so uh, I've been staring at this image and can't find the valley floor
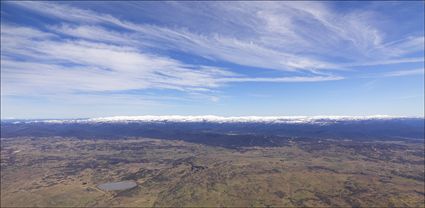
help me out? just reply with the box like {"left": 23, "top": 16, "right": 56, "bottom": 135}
{"left": 1, "top": 137, "right": 424, "bottom": 207}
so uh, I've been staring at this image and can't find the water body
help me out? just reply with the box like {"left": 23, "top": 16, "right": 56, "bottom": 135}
{"left": 98, "top": 181, "right": 137, "bottom": 191}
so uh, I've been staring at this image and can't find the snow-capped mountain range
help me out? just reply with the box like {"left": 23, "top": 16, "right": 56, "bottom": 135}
{"left": 2, "top": 115, "right": 423, "bottom": 143}
{"left": 6, "top": 115, "right": 422, "bottom": 124}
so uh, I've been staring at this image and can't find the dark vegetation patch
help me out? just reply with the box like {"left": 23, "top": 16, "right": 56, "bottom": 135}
{"left": 274, "top": 191, "right": 285, "bottom": 198}
{"left": 307, "top": 165, "right": 338, "bottom": 173}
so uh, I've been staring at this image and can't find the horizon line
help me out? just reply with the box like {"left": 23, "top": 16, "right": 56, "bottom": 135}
{"left": 2, "top": 114, "right": 424, "bottom": 121}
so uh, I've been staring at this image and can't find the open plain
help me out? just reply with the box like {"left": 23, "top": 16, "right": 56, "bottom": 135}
{"left": 1, "top": 136, "right": 424, "bottom": 207}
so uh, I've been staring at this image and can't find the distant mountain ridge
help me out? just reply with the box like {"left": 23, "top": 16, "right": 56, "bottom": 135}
{"left": 1, "top": 116, "right": 423, "bottom": 148}
{"left": 2, "top": 115, "right": 423, "bottom": 124}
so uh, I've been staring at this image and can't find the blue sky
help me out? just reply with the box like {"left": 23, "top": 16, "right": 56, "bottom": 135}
{"left": 1, "top": 1, "right": 424, "bottom": 118}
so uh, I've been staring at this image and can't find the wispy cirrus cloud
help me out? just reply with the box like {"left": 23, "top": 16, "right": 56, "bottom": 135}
{"left": 6, "top": 1, "right": 423, "bottom": 70}
{"left": 1, "top": 1, "right": 424, "bottom": 118}
{"left": 218, "top": 76, "right": 343, "bottom": 83}
{"left": 1, "top": 23, "right": 338, "bottom": 97}
{"left": 383, "top": 68, "right": 424, "bottom": 77}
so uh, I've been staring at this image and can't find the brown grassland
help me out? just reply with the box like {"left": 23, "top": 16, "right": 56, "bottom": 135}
{"left": 1, "top": 137, "right": 424, "bottom": 207}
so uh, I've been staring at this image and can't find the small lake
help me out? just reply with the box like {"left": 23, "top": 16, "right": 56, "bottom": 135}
{"left": 97, "top": 181, "right": 137, "bottom": 191}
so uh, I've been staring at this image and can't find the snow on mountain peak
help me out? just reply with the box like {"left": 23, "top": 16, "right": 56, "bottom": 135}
{"left": 12, "top": 115, "right": 415, "bottom": 124}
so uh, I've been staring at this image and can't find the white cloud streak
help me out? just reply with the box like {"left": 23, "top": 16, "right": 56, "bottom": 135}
{"left": 383, "top": 68, "right": 424, "bottom": 77}
{"left": 1, "top": 24, "right": 341, "bottom": 97}
{"left": 1, "top": 1, "right": 423, "bottom": 101}
{"left": 8, "top": 1, "right": 423, "bottom": 71}
{"left": 218, "top": 76, "right": 343, "bottom": 83}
